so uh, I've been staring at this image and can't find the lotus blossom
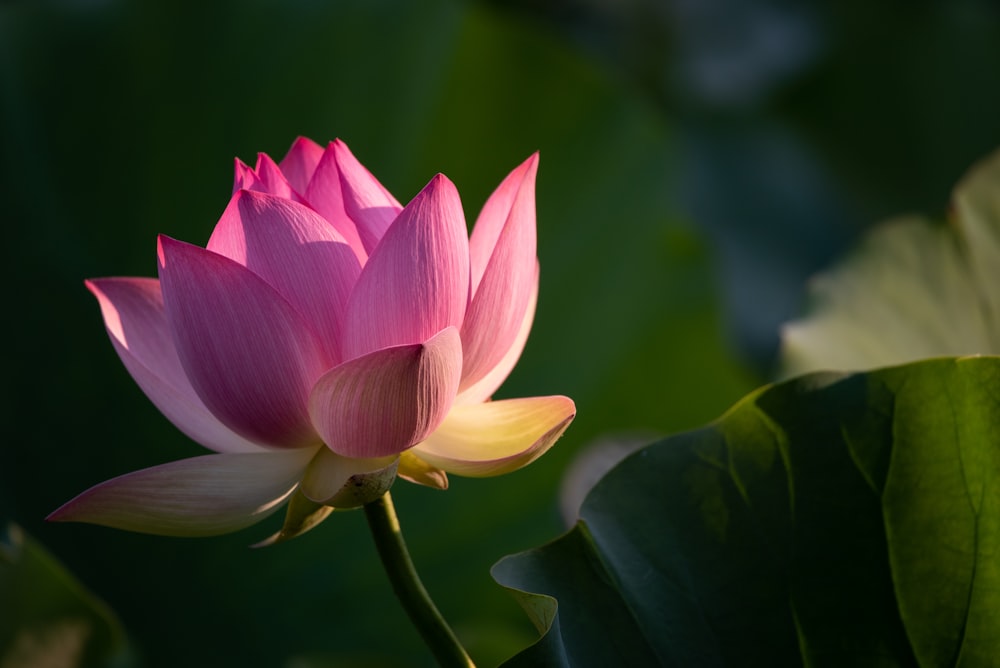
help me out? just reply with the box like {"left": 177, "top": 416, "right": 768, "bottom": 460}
{"left": 50, "top": 138, "right": 575, "bottom": 543}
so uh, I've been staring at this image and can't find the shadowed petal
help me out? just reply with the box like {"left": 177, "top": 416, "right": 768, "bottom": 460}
{"left": 279, "top": 136, "right": 325, "bottom": 195}
{"left": 456, "top": 263, "right": 538, "bottom": 405}
{"left": 397, "top": 451, "right": 449, "bottom": 490}
{"left": 309, "top": 327, "right": 462, "bottom": 458}
{"left": 232, "top": 154, "right": 298, "bottom": 202}
{"left": 208, "top": 190, "right": 361, "bottom": 364}
{"left": 412, "top": 396, "right": 575, "bottom": 477}
{"left": 304, "top": 142, "right": 368, "bottom": 262}
{"left": 86, "top": 277, "right": 264, "bottom": 453}
{"left": 47, "top": 449, "right": 316, "bottom": 537}
{"left": 343, "top": 175, "right": 470, "bottom": 359}
{"left": 460, "top": 154, "right": 538, "bottom": 391}
{"left": 333, "top": 139, "right": 402, "bottom": 254}
{"left": 299, "top": 447, "right": 398, "bottom": 506}
{"left": 251, "top": 488, "right": 333, "bottom": 547}
{"left": 158, "top": 236, "right": 328, "bottom": 448}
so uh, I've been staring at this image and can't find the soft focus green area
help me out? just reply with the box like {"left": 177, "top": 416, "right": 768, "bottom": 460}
{"left": 781, "top": 147, "right": 1000, "bottom": 376}
{"left": 1, "top": 524, "right": 130, "bottom": 667}
{"left": 495, "top": 356, "right": 1000, "bottom": 666}
{"left": 3, "top": 0, "right": 1000, "bottom": 665}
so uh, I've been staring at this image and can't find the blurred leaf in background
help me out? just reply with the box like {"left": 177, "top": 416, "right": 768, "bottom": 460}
{"left": 0, "top": 524, "right": 132, "bottom": 668}
{"left": 1, "top": 0, "right": 749, "bottom": 665}
{"left": 492, "top": 0, "right": 1000, "bottom": 365}
{"left": 781, "top": 147, "right": 1000, "bottom": 376}
{"left": 496, "top": 356, "right": 1000, "bottom": 666}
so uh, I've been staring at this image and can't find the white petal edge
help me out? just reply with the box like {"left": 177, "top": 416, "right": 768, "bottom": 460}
{"left": 47, "top": 448, "right": 317, "bottom": 537}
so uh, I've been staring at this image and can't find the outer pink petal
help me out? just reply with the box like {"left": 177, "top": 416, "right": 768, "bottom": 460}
{"left": 207, "top": 190, "right": 361, "bottom": 364}
{"left": 342, "top": 175, "right": 470, "bottom": 360}
{"left": 459, "top": 154, "right": 538, "bottom": 391}
{"left": 304, "top": 142, "right": 368, "bottom": 262}
{"left": 333, "top": 139, "right": 402, "bottom": 254}
{"left": 279, "top": 136, "right": 324, "bottom": 195}
{"left": 47, "top": 448, "right": 316, "bottom": 537}
{"left": 158, "top": 236, "right": 328, "bottom": 448}
{"left": 86, "top": 278, "right": 265, "bottom": 453}
{"left": 308, "top": 327, "right": 462, "bottom": 458}
{"left": 412, "top": 396, "right": 576, "bottom": 477}
{"left": 455, "top": 263, "right": 538, "bottom": 405}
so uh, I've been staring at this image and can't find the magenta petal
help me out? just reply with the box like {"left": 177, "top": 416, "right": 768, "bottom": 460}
{"left": 304, "top": 142, "right": 368, "bottom": 262}
{"left": 279, "top": 136, "right": 324, "bottom": 195}
{"left": 158, "top": 236, "right": 328, "bottom": 448}
{"left": 47, "top": 449, "right": 316, "bottom": 536}
{"left": 343, "top": 175, "right": 471, "bottom": 360}
{"left": 333, "top": 139, "right": 402, "bottom": 254}
{"left": 86, "top": 278, "right": 265, "bottom": 453}
{"left": 207, "top": 190, "right": 361, "bottom": 364}
{"left": 460, "top": 155, "right": 538, "bottom": 391}
{"left": 308, "top": 327, "right": 462, "bottom": 458}
{"left": 457, "top": 263, "right": 538, "bottom": 404}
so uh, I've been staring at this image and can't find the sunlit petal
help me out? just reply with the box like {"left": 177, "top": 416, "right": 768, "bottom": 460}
{"left": 343, "top": 175, "right": 470, "bottom": 359}
{"left": 86, "top": 277, "right": 264, "bottom": 453}
{"left": 333, "top": 139, "right": 402, "bottom": 254}
{"left": 413, "top": 396, "right": 575, "bottom": 477}
{"left": 309, "top": 327, "right": 462, "bottom": 458}
{"left": 158, "top": 236, "right": 328, "bottom": 447}
{"left": 207, "top": 189, "right": 361, "bottom": 364}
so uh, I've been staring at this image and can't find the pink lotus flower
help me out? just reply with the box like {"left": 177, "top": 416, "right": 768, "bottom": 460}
{"left": 50, "top": 138, "right": 575, "bottom": 542}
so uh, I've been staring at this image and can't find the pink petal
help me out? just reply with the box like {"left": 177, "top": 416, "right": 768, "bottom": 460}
{"left": 233, "top": 153, "right": 303, "bottom": 202}
{"left": 47, "top": 448, "right": 316, "bottom": 536}
{"left": 308, "top": 327, "right": 462, "bottom": 458}
{"left": 158, "top": 236, "right": 328, "bottom": 448}
{"left": 342, "top": 175, "right": 470, "bottom": 360}
{"left": 86, "top": 278, "right": 265, "bottom": 453}
{"left": 412, "top": 396, "right": 576, "bottom": 477}
{"left": 459, "top": 154, "right": 538, "bottom": 390}
{"left": 207, "top": 190, "right": 361, "bottom": 364}
{"left": 304, "top": 142, "right": 368, "bottom": 262}
{"left": 333, "top": 139, "right": 402, "bottom": 254}
{"left": 455, "top": 262, "right": 538, "bottom": 405}
{"left": 279, "top": 136, "right": 324, "bottom": 195}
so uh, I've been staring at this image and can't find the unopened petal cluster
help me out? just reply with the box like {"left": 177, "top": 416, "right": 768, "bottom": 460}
{"left": 51, "top": 138, "right": 575, "bottom": 541}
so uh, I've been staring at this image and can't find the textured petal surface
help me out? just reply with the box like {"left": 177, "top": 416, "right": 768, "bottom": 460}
{"left": 343, "top": 175, "right": 470, "bottom": 359}
{"left": 397, "top": 451, "right": 449, "bottom": 490}
{"left": 333, "top": 139, "right": 402, "bottom": 254}
{"left": 304, "top": 142, "right": 368, "bottom": 262}
{"left": 413, "top": 396, "right": 575, "bottom": 477}
{"left": 460, "top": 158, "right": 538, "bottom": 389}
{"left": 208, "top": 189, "right": 361, "bottom": 364}
{"left": 279, "top": 136, "right": 324, "bottom": 195}
{"left": 47, "top": 449, "right": 316, "bottom": 537}
{"left": 309, "top": 327, "right": 462, "bottom": 458}
{"left": 86, "top": 277, "right": 264, "bottom": 453}
{"left": 456, "top": 263, "right": 538, "bottom": 405}
{"left": 299, "top": 447, "right": 398, "bottom": 506}
{"left": 158, "top": 236, "right": 327, "bottom": 448}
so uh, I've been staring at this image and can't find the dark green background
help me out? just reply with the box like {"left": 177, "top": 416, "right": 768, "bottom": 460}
{"left": 2, "top": 0, "right": 999, "bottom": 665}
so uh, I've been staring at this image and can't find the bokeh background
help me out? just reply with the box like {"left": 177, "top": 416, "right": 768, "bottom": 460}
{"left": 2, "top": 0, "right": 999, "bottom": 665}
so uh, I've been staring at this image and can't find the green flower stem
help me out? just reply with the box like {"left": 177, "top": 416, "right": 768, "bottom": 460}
{"left": 364, "top": 491, "right": 475, "bottom": 668}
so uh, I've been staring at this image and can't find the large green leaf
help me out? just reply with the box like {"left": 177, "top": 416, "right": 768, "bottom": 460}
{"left": 780, "top": 148, "right": 1000, "bottom": 377}
{"left": 493, "top": 356, "right": 1000, "bottom": 666}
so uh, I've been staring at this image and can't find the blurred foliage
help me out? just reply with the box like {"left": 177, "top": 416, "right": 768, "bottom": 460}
{"left": 497, "top": 356, "right": 1000, "bottom": 666}
{"left": 782, "top": 147, "right": 1000, "bottom": 376}
{"left": 0, "top": 524, "right": 130, "bottom": 668}
{"left": 2, "top": 0, "right": 999, "bottom": 665}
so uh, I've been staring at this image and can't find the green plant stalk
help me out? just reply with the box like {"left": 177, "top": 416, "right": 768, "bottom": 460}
{"left": 364, "top": 491, "right": 475, "bottom": 668}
